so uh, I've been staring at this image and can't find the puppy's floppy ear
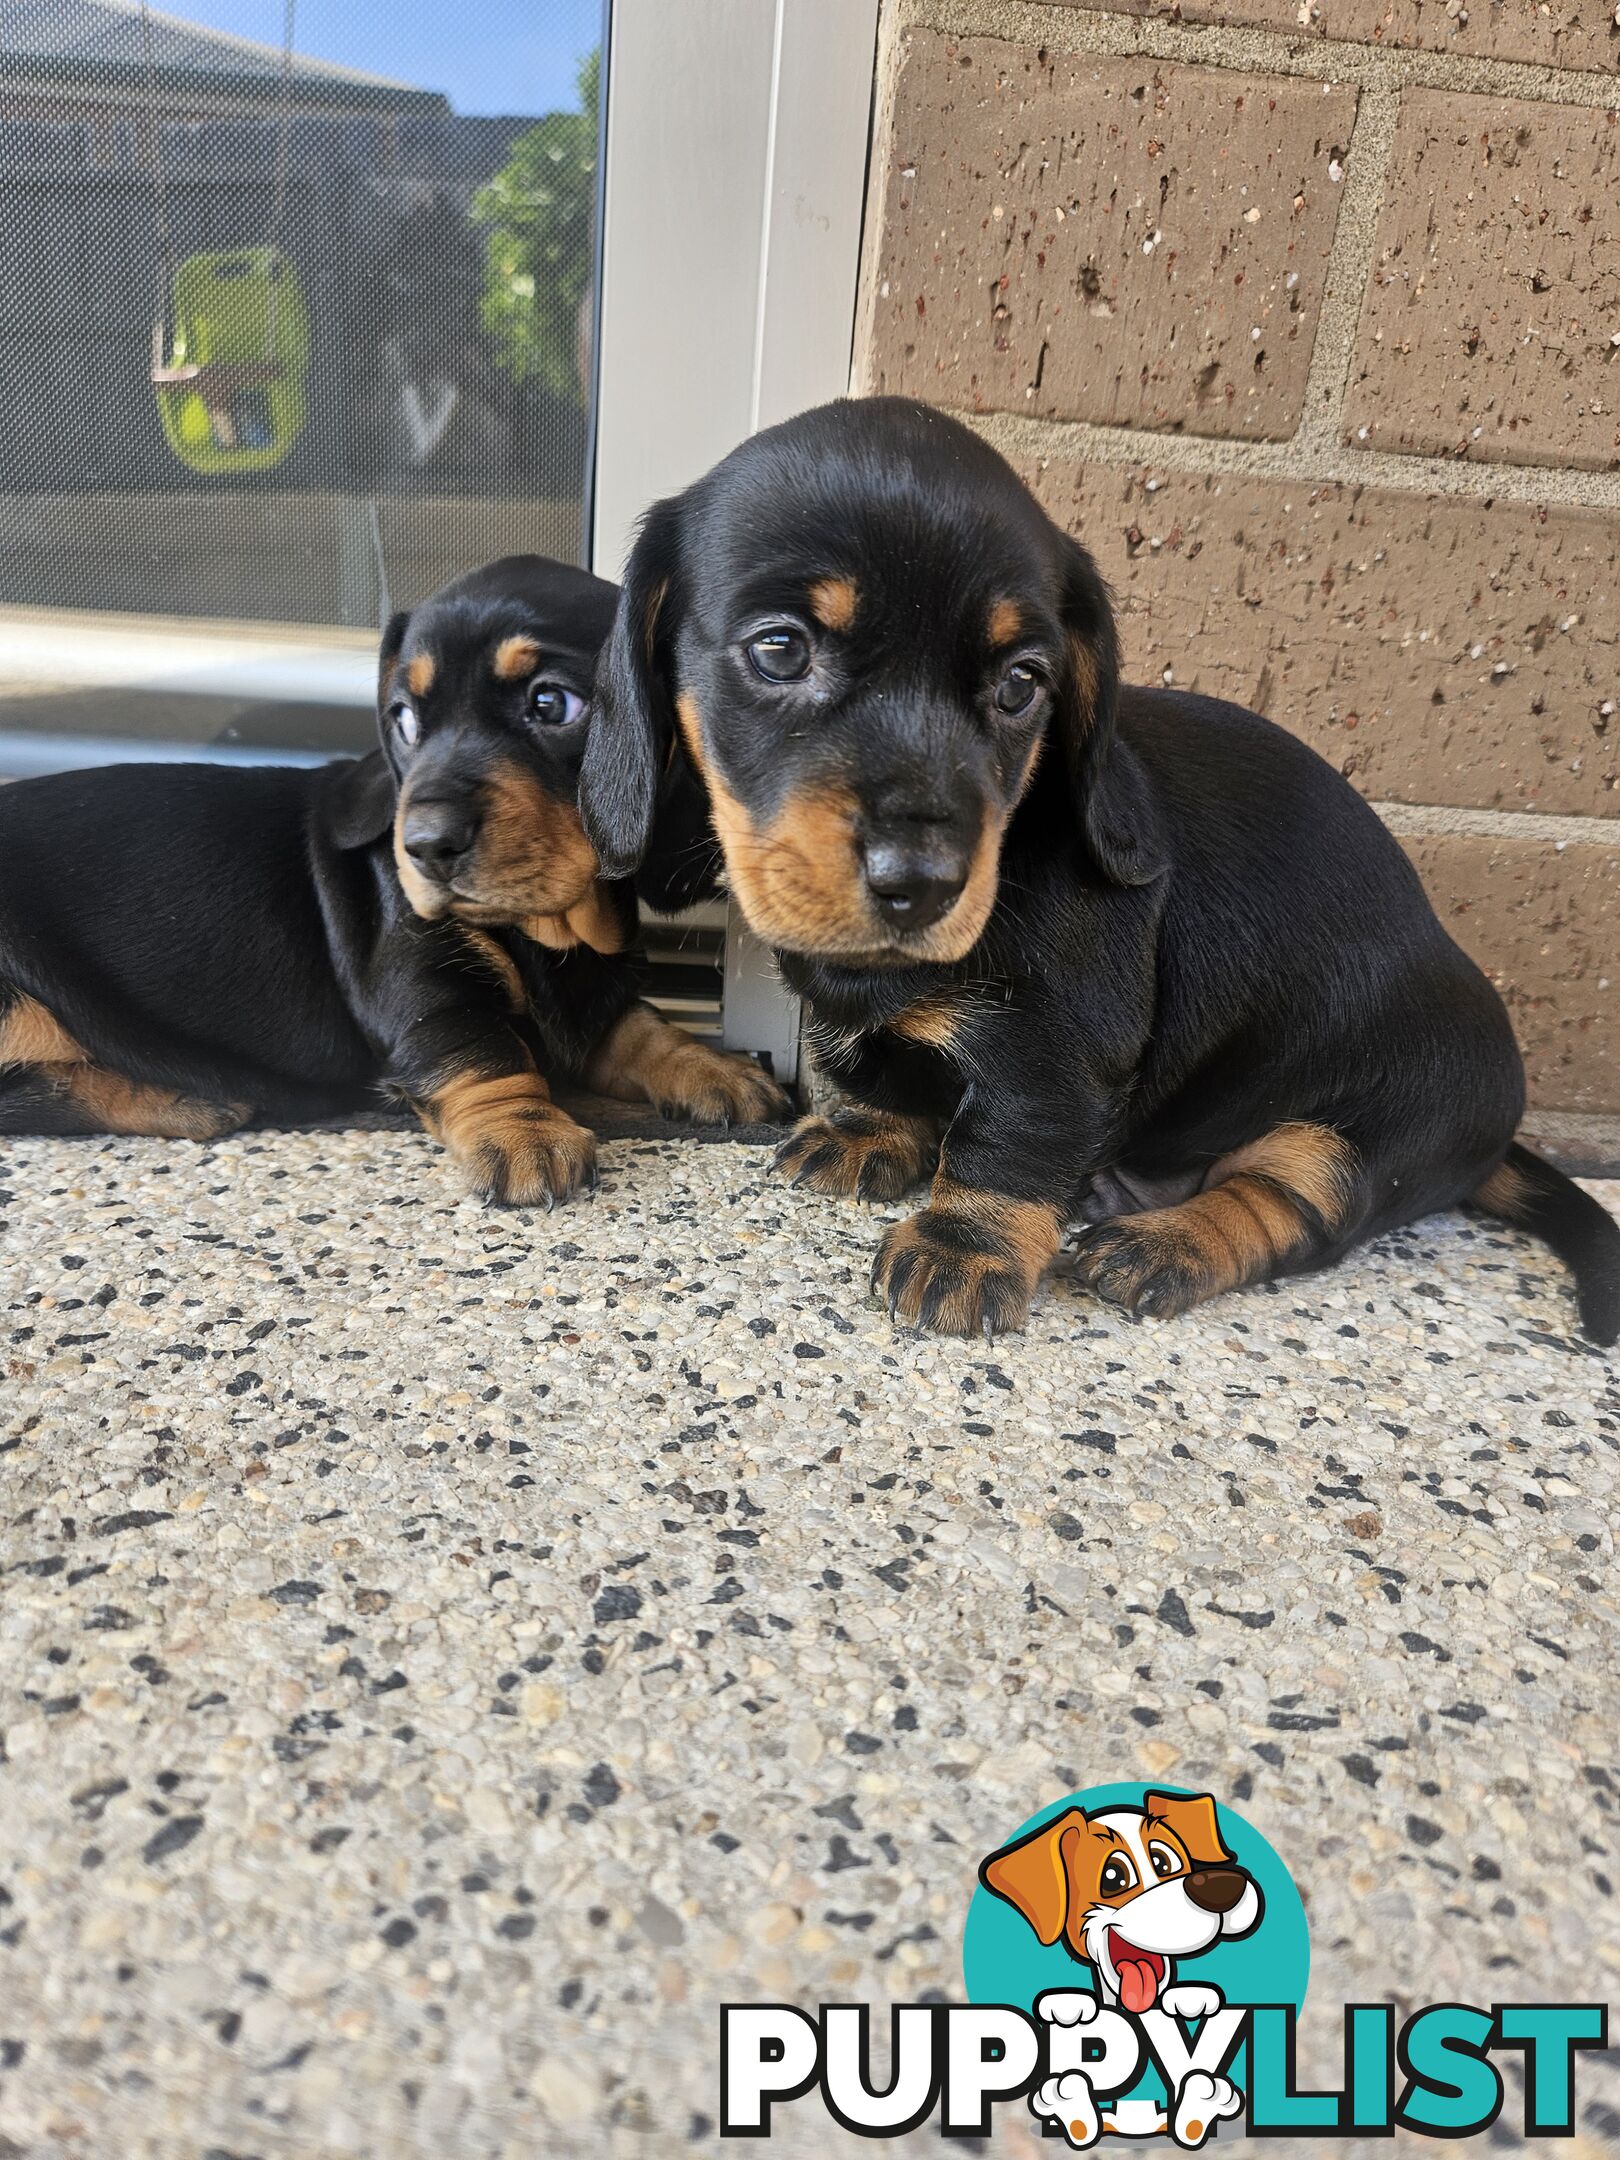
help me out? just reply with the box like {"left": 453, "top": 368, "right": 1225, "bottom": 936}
{"left": 635, "top": 749, "right": 725, "bottom": 915}
{"left": 1049, "top": 535, "right": 1165, "bottom": 888}
{"left": 979, "top": 1806, "right": 1090, "bottom": 1952}
{"left": 322, "top": 609, "right": 411, "bottom": 849}
{"left": 579, "top": 496, "right": 685, "bottom": 881}
{"left": 375, "top": 607, "right": 410, "bottom": 719}
{"left": 1143, "top": 1791, "right": 1233, "bottom": 1869}
{"left": 321, "top": 748, "right": 398, "bottom": 850}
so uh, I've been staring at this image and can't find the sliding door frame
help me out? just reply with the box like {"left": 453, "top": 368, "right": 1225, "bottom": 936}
{"left": 591, "top": 0, "right": 880, "bottom": 1081}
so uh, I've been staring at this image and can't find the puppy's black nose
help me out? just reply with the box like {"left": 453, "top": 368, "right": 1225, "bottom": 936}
{"left": 402, "top": 801, "right": 477, "bottom": 883}
{"left": 862, "top": 840, "right": 967, "bottom": 933}
{"left": 1185, "top": 1867, "right": 1248, "bottom": 1916}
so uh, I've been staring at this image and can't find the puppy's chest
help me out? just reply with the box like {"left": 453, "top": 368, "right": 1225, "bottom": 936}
{"left": 470, "top": 925, "right": 632, "bottom": 1066}
{"left": 802, "top": 977, "right": 1005, "bottom": 1089}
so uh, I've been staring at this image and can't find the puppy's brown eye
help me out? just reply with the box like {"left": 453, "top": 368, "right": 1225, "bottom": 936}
{"left": 1100, "top": 1855, "right": 1138, "bottom": 1897}
{"left": 1148, "top": 1841, "right": 1182, "bottom": 1881}
{"left": 390, "top": 702, "right": 419, "bottom": 748}
{"left": 528, "top": 682, "right": 586, "bottom": 728}
{"left": 746, "top": 627, "right": 812, "bottom": 684}
{"left": 995, "top": 662, "right": 1041, "bottom": 716}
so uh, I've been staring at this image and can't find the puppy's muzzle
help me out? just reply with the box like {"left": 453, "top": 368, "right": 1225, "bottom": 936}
{"left": 1184, "top": 1866, "right": 1249, "bottom": 1916}
{"left": 860, "top": 826, "right": 969, "bottom": 934}
{"left": 401, "top": 797, "right": 478, "bottom": 888}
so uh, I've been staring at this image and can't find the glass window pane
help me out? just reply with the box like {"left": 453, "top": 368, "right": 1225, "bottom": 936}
{"left": 0, "top": 0, "right": 606, "bottom": 768}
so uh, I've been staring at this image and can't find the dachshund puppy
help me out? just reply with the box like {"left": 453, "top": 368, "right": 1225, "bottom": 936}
{"left": 578, "top": 398, "right": 1619, "bottom": 1341}
{"left": 0, "top": 555, "right": 786, "bottom": 1202}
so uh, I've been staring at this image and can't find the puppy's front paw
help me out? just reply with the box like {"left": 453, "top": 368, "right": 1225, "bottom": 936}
{"left": 872, "top": 1189, "right": 1060, "bottom": 1338}
{"left": 1073, "top": 1217, "right": 1208, "bottom": 1320}
{"left": 773, "top": 1110, "right": 936, "bottom": 1200}
{"left": 585, "top": 1007, "right": 790, "bottom": 1125}
{"left": 424, "top": 1073, "right": 597, "bottom": 1208}
{"left": 654, "top": 1041, "right": 791, "bottom": 1126}
{"left": 467, "top": 1106, "right": 597, "bottom": 1208}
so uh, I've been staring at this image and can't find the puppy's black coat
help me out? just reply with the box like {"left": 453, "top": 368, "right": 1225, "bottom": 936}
{"left": 580, "top": 397, "right": 1619, "bottom": 1342}
{"left": 0, "top": 554, "right": 784, "bottom": 1201}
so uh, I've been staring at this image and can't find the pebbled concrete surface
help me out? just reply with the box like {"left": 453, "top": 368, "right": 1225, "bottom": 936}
{"left": 0, "top": 1129, "right": 1616, "bottom": 2159}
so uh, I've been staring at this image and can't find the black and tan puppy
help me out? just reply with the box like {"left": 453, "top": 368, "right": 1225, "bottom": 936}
{"left": 0, "top": 555, "right": 786, "bottom": 1201}
{"left": 579, "top": 398, "right": 1619, "bottom": 1343}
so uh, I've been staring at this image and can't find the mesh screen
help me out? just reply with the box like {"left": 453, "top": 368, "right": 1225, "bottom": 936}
{"left": 1, "top": 0, "right": 604, "bottom": 759}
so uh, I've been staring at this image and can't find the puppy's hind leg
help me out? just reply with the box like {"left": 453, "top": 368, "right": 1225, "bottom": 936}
{"left": 49, "top": 1065, "right": 252, "bottom": 1139}
{"left": 0, "top": 1065, "right": 108, "bottom": 1134}
{"left": 0, "top": 989, "right": 250, "bottom": 1139}
{"left": 1074, "top": 1122, "right": 1362, "bottom": 1320}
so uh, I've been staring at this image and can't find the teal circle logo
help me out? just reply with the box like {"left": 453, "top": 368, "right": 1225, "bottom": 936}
{"left": 963, "top": 1784, "right": 1309, "bottom": 2114}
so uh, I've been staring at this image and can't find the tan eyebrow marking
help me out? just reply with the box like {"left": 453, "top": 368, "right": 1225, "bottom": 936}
{"left": 808, "top": 576, "right": 858, "bottom": 633}
{"left": 987, "top": 598, "right": 1024, "bottom": 647}
{"left": 406, "top": 653, "right": 436, "bottom": 698}
{"left": 1089, "top": 1824, "right": 1124, "bottom": 1846}
{"left": 493, "top": 635, "right": 542, "bottom": 681}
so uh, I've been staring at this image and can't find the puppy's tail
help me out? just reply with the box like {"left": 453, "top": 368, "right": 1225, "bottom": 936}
{"left": 1473, "top": 1142, "right": 1620, "bottom": 1347}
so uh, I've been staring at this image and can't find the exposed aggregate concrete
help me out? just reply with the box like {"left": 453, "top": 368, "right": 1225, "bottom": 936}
{"left": 0, "top": 1131, "right": 1616, "bottom": 2158}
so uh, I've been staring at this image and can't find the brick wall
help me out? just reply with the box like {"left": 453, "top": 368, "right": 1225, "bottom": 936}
{"left": 852, "top": 0, "right": 1619, "bottom": 1141}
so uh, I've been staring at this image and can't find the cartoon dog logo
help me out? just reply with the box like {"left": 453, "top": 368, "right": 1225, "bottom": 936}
{"left": 980, "top": 1790, "right": 1262, "bottom": 2146}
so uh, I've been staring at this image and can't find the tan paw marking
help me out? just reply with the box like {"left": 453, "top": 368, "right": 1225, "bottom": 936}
{"left": 871, "top": 1182, "right": 1062, "bottom": 1338}
{"left": 585, "top": 1006, "right": 790, "bottom": 1125}
{"left": 773, "top": 1110, "right": 937, "bottom": 1201}
{"left": 643, "top": 1040, "right": 791, "bottom": 1125}
{"left": 468, "top": 1111, "right": 596, "bottom": 1207}
{"left": 424, "top": 1072, "right": 596, "bottom": 1207}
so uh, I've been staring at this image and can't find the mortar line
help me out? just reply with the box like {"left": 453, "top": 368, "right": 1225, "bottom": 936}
{"left": 1371, "top": 802, "right": 1618, "bottom": 845}
{"left": 1292, "top": 83, "right": 1399, "bottom": 457}
{"left": 896, "top": 0, "right": 1620, "bottom": 110}
{"left": 962, "top": 404, "right": 1620, "bottom": 513}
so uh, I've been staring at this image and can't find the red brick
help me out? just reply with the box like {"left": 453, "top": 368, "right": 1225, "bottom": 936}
{"left": 1022, "top": 458, "right": 1620, "bottom": 815}
{"left": 1346, "top": 92, "right": 1620, "bottom": 472}
{"left": 1401, "top": 833, "right": 1619, "bottom": 1108}
{"left": 862, "top": 31, "right": 1355, "bottom": 439}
